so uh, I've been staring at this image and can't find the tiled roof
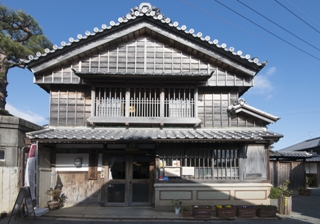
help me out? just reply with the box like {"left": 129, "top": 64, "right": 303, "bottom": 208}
{"left": 270, "top": 151, "right": 313, "bottom": 158}
{"left": 228, "top": 98, "right": 279, "bottom": 124}
{"left": 24, "top": 3, "right": 264, "bottom": 67}
{"left": 279, "top": 137, "right": 320, "bottom": 152}
{"left": 306, "top": 154, "right": 320, "bottom": 162}
{"left": 26, "top": 127, "right": 282, "bottom": 143}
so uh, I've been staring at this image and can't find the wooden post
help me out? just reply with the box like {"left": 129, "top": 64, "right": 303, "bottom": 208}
{"left": 278, "top": 196, "right": 292, "bottom": 215}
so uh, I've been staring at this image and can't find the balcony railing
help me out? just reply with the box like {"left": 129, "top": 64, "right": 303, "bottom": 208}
{"left": 95, "top": 97, "right": 194, "bottom": 118}
{"left": 89, "top": 87, "right": 200, "bottom": 125}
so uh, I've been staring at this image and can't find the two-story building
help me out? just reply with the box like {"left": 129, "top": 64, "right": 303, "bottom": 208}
{"left": 25, "top": 3, "right": 282, "bottom": 210}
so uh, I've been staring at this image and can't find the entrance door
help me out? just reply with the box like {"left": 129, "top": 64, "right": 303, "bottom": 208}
{"left": 106, "top": 153, "right": 153, "bottom": 206}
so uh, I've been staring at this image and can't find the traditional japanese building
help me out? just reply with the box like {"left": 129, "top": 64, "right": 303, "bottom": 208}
{"left": 25, "top": 3, "right": 282, "bottom": 210}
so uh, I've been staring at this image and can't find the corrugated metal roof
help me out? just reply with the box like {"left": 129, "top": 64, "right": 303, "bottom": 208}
{"left": 279, "top": 137, "right": 320, "bottom": 152}
{"left": 24, "top": 3, "right": 264, "bottom": 67}
{"left": 26, "top": 127, "right": 282, "bottom": 143}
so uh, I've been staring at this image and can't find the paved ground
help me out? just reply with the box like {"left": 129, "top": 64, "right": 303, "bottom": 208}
{"left": 2, "top": 188, "right": 320, "bottom": 224}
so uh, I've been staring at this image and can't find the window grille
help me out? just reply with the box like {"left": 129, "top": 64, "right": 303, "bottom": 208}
{"left": 164, "top": 88, "right": 194, "bottom": 118}
{"left": 95, "top": 87, "right": 125, "bottom": 117}
{"left": 95, "top": 87, "right": 195, "bottom": 118}
{"left": 158, "top": 147, "right": 239, "bottom": 180}
{"left": 129, "top": 87, "right": 161, "bottom": 117}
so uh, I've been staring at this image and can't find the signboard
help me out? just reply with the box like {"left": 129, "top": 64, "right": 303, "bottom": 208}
{"left": 172, "top": 160, "right": 180, "bottom": 167}
{"left": 182, "top": 167, "right": 195, "bottom": 176}
{"left": 88, "top": 149, "right": 98, "bottom": 180}
{"left": 8, "top": 187, "right": 36, "bottom": 223}
{"left": 164, "top": 167, "right": 181, "bottom": 177}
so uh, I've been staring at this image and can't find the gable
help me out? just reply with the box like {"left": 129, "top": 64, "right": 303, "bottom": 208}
{"left": 79, "top": 36, "right": 212, "bottom": 75}
{"left": 33, "top": 34, "right": 254, "bottom": 91}
{"left": 26, "top": 4, "right": 266, "bottom": 79}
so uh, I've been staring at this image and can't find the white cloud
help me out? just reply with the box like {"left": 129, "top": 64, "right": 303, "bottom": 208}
{"left": 6, "top": 103, "right": 47, "bottom": 126}
{"left": 249, "top": 66, "right": 276, "bottom": 97}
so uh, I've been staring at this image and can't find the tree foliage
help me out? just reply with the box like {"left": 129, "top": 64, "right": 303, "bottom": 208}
{"left": 0, "top": 4, "right": 52, "bottom": 112}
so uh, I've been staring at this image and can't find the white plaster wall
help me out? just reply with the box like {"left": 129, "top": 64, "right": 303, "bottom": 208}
{"left": 154, "top": 183, "right": 272, "bottom": 211}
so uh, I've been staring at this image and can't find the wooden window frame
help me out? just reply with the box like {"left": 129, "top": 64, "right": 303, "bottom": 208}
{"left": 157, "top": 147, "right": 240, "bottom": 181}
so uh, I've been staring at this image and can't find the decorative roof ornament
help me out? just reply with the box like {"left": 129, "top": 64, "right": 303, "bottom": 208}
{"left": 228, "top": 98, "right": 280, "bottom": 123}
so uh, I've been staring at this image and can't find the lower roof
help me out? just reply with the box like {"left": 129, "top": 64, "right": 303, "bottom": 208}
{"left": 26, "top": 127, "right": 282, "bottom": 144}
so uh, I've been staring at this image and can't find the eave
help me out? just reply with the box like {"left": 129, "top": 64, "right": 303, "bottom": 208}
{"left": 228, "top": 99, "right": 279, "bottom": 124}
{"left": 73, "top": 70, "right": 212, "bottom": 83}
{"left": 26, "top": 127, "right": 283, "bottom": 145}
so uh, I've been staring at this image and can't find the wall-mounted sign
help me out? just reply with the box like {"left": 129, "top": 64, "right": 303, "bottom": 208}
{"left": 182, "top": 167, "right": 195, "bottom": 176}
{"left": 172, "top": 160, "right": 180, "bottom": 167}
{"left": 164, "top": 167, "right": 181, "bottom": 177}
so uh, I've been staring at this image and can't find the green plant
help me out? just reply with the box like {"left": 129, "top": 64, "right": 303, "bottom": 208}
{"left": 257, "top": 205, "right": 277, "bottom": 210}
{"left": 171, "top": 199, "right": 182, "bottom": 208}
{"left": 278, "top": 179, "right": 293, "bottom": 197}
{"left": 306, "top": 176, "right": 313, "bottom": 185}
{"left": 269, "top": 187, "right": 282, "bottom": 199}
{"left": 298, "top": 187, "right": 310, "bottom": 193}
{"left": 182, "top": 207, "right": 190, "bottom": 212}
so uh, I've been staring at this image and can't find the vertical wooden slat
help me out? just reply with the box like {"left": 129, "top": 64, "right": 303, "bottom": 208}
{"left": 116, "top": 47, "right": 119, "bottom": 73}
{"left": 66, "top": 91, "right": 69, "bottom": 126}
{"left": 125, "top": 87, "right": 130, "bottom": 117}
{"left": 98, "top": 53, "right": 101, "bottom": 72}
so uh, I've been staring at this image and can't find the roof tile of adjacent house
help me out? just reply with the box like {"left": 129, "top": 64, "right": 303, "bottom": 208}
{"left": 280, "top": 136, "right": 320, "bottom": 152}
{"left": 24, "top": 2, "right": 264, "bottom": 67}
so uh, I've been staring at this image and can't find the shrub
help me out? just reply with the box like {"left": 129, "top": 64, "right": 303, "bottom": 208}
{"left": 269, "top": 187, "right": 282, "bottom": 199}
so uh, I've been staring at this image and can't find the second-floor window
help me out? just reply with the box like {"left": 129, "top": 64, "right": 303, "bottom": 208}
{"left": 95, "top": 87, "right": 195, "bottom": 118}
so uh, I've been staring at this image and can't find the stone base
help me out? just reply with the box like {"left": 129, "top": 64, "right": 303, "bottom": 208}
{"left": 34, "top": 207, "right": 49, "bottom": 216}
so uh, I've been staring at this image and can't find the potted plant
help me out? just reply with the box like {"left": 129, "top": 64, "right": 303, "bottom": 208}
{"left": 298, "top": 187, "right": 311, "bottom": 196}
{"left": 269, "top": 186, "right": 282, "bottom": 207}
{"left": 171, "top": 199, "right": 182, "bottom": 214}
{"left": 192, "top": 205, "right": 212, "bottom": 218}
{"left": 235, "top": 205, "right": 256, "bottom": 218}
{"left": 46, "top": 188, "right": 67, "bottom": 210}
{"left": 256, "top": 205, "right": 277, "bottom": 218}
{"left": 306, "top": 176, "right": 313, "bottom": 187}
{"left": 181, "top": 207, "right": 191, "bottom": 217}
{"left": 215, "top": 205, "right": 236, "bottom": 218}
{"left": 277, "top": 179, "right": 293, "bottom": 215}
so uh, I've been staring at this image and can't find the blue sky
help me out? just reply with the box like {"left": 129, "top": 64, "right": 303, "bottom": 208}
{"left": 2, "top": 0, "right": 320, "bottom": 151}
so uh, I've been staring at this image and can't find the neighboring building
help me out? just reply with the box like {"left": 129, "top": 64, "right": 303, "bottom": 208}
{"left": 0, "top": 115, "right": 42, "bottom": 214}
{"left": 280, "top": 137, "right": 320, "bottom": 154}
{"left": 24, "top": 3, "right": 282, "bottom": 210}
{"left": 271, "top": 138, "right": 320, "bottom": 189}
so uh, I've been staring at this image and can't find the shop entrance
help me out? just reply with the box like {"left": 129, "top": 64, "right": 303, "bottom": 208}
{"left": 106, "top": 152, "right": 154, "bottom": 206}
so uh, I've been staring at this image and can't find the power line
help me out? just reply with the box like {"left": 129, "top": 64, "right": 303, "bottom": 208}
{"left": 286, "top": 0, "right": 320, "bottom": 27}
{"left": 275, "top": 0, "right": 320, "bottom": 34}
{"left": 179, "top": 0, "right": 320, "bottom": 68}
{"left": 237, "top": 0, "right": 320, "bottom": 52}
{"left": 215, "top": 0, "right": 320, "bottom": 62}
